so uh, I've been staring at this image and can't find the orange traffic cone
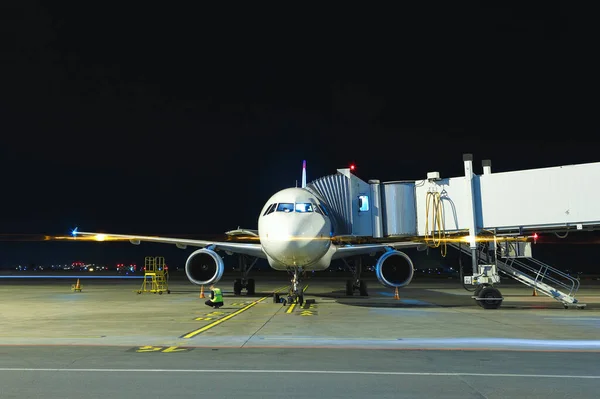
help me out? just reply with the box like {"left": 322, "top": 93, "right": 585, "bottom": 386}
{"left": 72, "top": 279, "right": 82, "bottom": 292}
{"left": 532, "top": 287, "right": 538, "bottom": 296}
{"left": 199, "top": 285, "right": 205, "bottom": 298}
{"left": 394, "top": 287, "right": 400, "bottom": 300}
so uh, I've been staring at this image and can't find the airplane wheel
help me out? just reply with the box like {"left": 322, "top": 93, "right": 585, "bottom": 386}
{"left": 246, "top": 279, "right": 255, "bottom": 295}
{"left": 345, "top": 280, "right": 354, "bottom": 296}
{"left": 297, "top": 294, "right": 304, "bottom": 306}
{"left": 273, "top": 293, "right": 280, "bottom": 303}
{"left": 358, "top": 280, "right": 368, "bottom": 296}
{"left": 233, "top": 280, "right": 242, "bottom": 296}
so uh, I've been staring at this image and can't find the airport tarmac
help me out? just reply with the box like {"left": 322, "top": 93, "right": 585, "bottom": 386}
{"left": 1, "top": 273, "right": 600, "bottom": 398}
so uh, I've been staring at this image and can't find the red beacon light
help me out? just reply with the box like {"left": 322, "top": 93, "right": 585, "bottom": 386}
{"left": 350, "top": 164, "right": 356, "bottom": 171}
{"left": 532, "top": 233, "right": 539, "bottom": 243}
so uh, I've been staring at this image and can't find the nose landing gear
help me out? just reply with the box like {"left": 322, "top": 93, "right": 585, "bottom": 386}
{"left": 279, "top": 268, "right": 304, "bottom": 306}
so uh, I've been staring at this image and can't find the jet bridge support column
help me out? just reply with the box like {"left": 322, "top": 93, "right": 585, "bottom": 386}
{"left": 369, "top": 179, "right": 383, "bottom": 238}
{"left": 463, "top": 154, "right": 479, "bottom": 275}
{"left": 482, "top": 159, "right": 496, "bottom": 258}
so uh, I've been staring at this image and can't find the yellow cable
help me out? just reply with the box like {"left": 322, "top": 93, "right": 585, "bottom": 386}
{"left": 424, "top": 191, "right": 447, "bottom": 257}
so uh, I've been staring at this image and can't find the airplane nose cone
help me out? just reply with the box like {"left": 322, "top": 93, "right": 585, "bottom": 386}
{"left": 263, "top": 220, "right": 330, "bottom": 267}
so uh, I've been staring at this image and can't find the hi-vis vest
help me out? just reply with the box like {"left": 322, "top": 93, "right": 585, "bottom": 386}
{"left": 211, "top": 288, "right": 223, "bottom": 303}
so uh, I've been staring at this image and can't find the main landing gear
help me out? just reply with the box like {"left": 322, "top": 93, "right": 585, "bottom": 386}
{"left": 342, "top": 256, "right": 368, "bottom": 296}
{"left": 233, "top": 254, "right": 257, "bottom": 296}
{"left": 273, "top": 268, "right": 304, "bottom": 306}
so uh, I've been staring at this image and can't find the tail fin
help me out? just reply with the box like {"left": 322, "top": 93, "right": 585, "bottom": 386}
{"left": 301, "top": 160, "right": 307, "bottom": 188}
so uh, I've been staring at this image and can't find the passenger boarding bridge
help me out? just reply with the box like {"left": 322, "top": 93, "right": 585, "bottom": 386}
{"left": 307, "top": 154, "right": 600, "bottom": 309}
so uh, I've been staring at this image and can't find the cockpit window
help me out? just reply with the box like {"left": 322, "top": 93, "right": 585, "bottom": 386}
{"left": 295, "top": 203, "right": 313, "bottom": 213}
{"left": 276, "top": 203, "right": 294, "bottom": 213}
{"left": 263, "top": 203, "right": 277, "bottom": 216}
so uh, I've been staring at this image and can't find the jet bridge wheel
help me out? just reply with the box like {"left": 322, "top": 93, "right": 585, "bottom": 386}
{"left": 472, "top": 284, "right": 490, "bottom": 307}
{"left": 478, "top": 286, "right": 503, "bottom": 310}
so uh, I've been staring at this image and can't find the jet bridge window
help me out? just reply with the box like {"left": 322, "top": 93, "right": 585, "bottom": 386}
{"left": 295, "top": 203, "right": 313, "bottom": 213}
{"left": 358, "top": 195, "right": 369, "bottom": 212}
{"left": 263, "top": 203, "right": 277, "bottom": 216}
{"left": 276, "top": 203, "right": 294, "bottom": 213}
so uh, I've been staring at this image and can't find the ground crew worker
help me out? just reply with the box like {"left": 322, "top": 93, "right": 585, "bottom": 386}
{"left": 205, "top": 284, "right": 224, "bottom": 308}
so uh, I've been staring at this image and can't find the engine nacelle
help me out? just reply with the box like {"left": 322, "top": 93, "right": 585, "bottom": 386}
{"left": 375, "top": 250, "right": 415, "bottom": 288}
{"left": 185, "top": 248, "right": 225, "bottom": 286}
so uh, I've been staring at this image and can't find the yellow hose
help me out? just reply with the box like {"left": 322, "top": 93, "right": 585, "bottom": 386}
{"left": 425, "top": 191, "right": 447, "bottom": 257}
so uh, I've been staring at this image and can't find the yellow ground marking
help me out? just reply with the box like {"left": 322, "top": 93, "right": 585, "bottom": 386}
{"left": 135, "top": 346, "right": 190, "bottom": 353}
{"left": 182, "top": 297, "right": 268, "bottom": 338}
{"left": 183, "top": 285, "right": 287, "bottom": 338}
{"left": 162, "top": 346, "right": 188, "bottom": 352}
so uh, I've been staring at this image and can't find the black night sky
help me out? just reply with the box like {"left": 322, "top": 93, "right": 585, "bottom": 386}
{"left": 1, "top": 2, "right": 597, "bottom": 271}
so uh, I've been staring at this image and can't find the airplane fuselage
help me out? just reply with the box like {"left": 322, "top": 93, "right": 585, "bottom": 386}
{"left": 257, "top": 187, "right": 334, "bottom": 271}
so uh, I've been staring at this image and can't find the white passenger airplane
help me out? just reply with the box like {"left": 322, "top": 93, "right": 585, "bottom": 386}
{"left": 74, "top": 161, "right": 422, "bottom": 305}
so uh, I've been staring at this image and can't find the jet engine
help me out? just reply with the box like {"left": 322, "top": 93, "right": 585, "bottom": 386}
{"left": 185, "top": 248, "right": 225, "bottom": 286}
{"left": 375, "top": 250, "right": 415, "bottom": 288}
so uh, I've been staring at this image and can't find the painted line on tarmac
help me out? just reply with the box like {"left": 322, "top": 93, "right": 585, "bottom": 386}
{"left": 544, "top": 317, "right": 600, "bottom": 320}
{"left": 130, "top": 346, "right": 192, "bottom": 353}
{"left": 181, "top": 285, "right": 287, "bottom": 339}
{"left": 1, "top": 368, "right": 599, "bottom": 379}
{"left": 182, "top": 299, "right": 267, "bottom": 338}
{"left": 0, "top": 275, "right": 144, "bottom": 279}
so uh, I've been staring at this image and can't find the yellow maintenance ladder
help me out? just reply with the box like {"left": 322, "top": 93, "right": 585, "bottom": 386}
{"left": 137, "top": 256, "right": 170, "bottom": 294}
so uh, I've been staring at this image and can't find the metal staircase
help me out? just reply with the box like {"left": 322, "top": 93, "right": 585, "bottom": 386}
{"left": 451, "top": 242, "right": 585, "bottom": 309}
{"left": 137, "top": 256, "right": 170, "bottom": 295}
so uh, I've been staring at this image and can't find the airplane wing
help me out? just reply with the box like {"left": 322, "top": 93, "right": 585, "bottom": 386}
{"left": 331, "top": 241, "right": 426, "bottom": 260}
{"left": 74, "top": 231, "right": 267, "bottom": 258}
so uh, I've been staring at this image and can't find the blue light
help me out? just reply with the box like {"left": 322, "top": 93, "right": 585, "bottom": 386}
{"left": 71, "top": 227, "right": 78, "bottom": 237}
